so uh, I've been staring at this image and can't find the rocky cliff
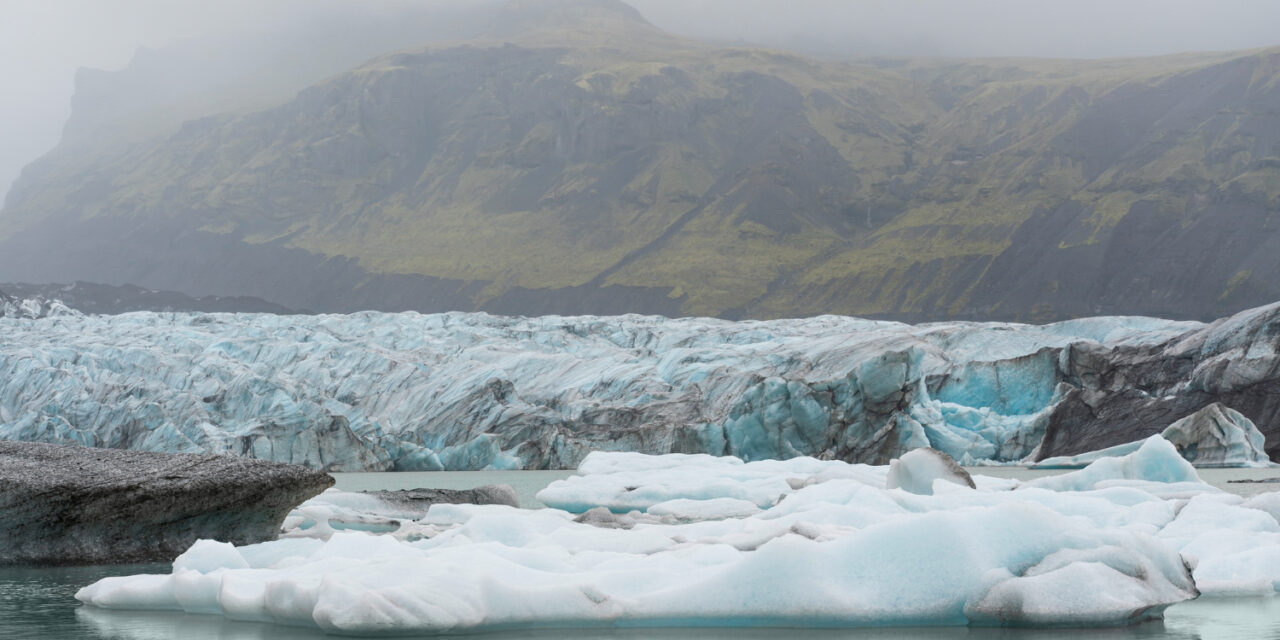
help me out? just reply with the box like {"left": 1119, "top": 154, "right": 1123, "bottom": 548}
{"left": 2, "top": 0, "right": 1279, "bottom": 321}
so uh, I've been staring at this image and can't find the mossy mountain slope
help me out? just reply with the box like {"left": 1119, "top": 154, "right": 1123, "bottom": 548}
{"left": 3, "top": 3, "right": 1279, "bottom": 321}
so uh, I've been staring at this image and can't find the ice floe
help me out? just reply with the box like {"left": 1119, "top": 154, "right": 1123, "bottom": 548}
{"left": 76, "top": 441, "right": 1280, "bottom": 634}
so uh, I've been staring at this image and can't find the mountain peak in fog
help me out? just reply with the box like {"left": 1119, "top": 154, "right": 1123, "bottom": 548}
{"left": 489, "top": 0, "right": 652, "bottom": 36}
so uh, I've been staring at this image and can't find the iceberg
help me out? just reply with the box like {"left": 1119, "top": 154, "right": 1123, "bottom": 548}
{"left": 0, "top": 441, "right": 332, "bottom": 565}
{"left": 1, "top": 303, "right": 1278, "bottom": 469}
{"left": 78, "top": 449, "right": 1238, "bottom": 633}
{"left": 885, "top": 447, "right": 976, "bottom": 495}
{"left": 1160, "top": 403, "right": 1271, "bottom": 467}
{"left": 1025, "top": 435, "right": 1209, "bottom": 493}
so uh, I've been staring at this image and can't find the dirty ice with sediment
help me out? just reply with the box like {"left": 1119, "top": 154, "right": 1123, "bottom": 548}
{"left": 3, "top": 301, "right": 1280, "bottom": 470}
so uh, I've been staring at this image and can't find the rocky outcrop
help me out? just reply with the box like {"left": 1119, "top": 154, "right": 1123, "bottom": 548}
{"left": 0, "top": 441, "right": 333, "bottom": 565}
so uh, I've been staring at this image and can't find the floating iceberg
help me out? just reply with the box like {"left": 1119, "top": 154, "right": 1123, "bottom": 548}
{"left": 1160, "top": 403, "right": 1271, "bottom": 467}
{"left": 885, "top": 447, "right": 976, "bottom": 495}
{"left": 78, "top": 443, "right": 1280, "bottom": 634}
{"left": 3, "top": 303, "right": 1279, "bottom": 469}
{"left": 1025, "top": 436, "right": 1210, "bottom": 496}
{"left": 0, "top": 441, "right": 331, "bottom": 565}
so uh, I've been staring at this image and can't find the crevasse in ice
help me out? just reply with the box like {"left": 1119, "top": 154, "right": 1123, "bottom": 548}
{"left": 8, "top": 303, "right": 1275, "bottom": 470}
{"left": 79, "top": 441, "right": 1272, "bottom": 633}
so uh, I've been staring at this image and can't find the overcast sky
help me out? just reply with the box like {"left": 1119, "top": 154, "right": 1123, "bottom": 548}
{"left": 3, "top": 0, "right": 1279, "bottom": 204}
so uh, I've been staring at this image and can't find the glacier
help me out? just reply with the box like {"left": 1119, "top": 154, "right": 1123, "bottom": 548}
{"left": 79, "top": 441, "right": 1280, "bottom": 633}
{"left": 2, "top": 301, "right": 1280, "bottom": 469}
{"left": 0, "top": 289, "right": 74, "bottom": 320}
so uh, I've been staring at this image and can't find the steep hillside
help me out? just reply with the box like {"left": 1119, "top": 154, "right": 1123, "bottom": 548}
{"left": 3, "top": 0, "right": 1279, "bottom": 321}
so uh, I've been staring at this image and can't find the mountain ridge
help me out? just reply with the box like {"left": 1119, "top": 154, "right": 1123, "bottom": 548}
{"left": 3, "top": 2, "right": 1279, "bottom": 321}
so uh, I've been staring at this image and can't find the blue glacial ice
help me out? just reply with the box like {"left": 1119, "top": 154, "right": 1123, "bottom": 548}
{"left": 78, "top": 444, "right": 1253, "bottom": 633}
{"left": 2, "top": 301, "right": 1279, "bottom": 469}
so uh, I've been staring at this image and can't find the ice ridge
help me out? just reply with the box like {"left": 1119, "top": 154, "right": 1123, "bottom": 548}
{"left": 1, "top": 303, "right": 1279, "bottom": 469}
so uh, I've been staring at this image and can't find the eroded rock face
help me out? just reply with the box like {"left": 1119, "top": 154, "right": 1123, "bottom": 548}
{"left": 0, "top": 441, "right": 333, "bottom": 565}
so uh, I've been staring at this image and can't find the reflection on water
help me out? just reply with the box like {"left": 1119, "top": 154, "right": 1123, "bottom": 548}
{"left": 36, "top": 585, "right": 1280, "bottom": 640}
{"left": 0, "top": 564, "right": 166, "bottom": 640}
{"left": 1163, "top": 596, "right": 1280, "bottom": 639}
{"left": 32, "top": 563, "right": 1280, "bottom": 639}
{"left": 75, "top": 605, "right": 1209, "bottom": 640}
{"left": 10, "top": 561, "right": 1280, "bottom": 640}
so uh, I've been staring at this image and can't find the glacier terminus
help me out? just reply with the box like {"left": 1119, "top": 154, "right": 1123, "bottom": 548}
{"left": 2, "top": 301, "right": 1279, "bottom": 470}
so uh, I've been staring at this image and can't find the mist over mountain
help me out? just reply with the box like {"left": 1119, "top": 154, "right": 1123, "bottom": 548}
{"left": 3, "top": 0, "right": 1279, "bottom": 321}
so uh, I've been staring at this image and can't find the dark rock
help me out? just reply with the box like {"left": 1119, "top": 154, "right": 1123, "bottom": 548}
{"left": 1037, "top": 303, "right": 1280, "bottom": 461}
{"left": 0, "top": 441, "right": 333, "bottom": 565}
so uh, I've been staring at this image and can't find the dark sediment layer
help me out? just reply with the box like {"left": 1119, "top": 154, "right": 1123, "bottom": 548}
{"left": 367, "top": 485, "right": 521, "bottom": 514}
{"left": 0, "top": 441, "right": 333, "bottom": 565}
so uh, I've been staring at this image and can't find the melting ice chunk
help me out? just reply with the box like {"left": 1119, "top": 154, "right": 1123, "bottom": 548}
{"left": 75, "top": 448, "right": 1271, "bottom": 634}
{"left": 885, "top": 447, "right": 976, "bottom": 495}
{"left": 1026, "top": 436, "right": 1207, "bottom": 493}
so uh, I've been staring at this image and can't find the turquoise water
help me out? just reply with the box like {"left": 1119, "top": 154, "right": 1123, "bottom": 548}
{"left": 6, "top": 468, "right": 1279, "bottom": 639}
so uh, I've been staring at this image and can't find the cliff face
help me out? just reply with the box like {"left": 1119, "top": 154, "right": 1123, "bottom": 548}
{"left": 2, "top": 1, "right": 1279, "bottom": 321}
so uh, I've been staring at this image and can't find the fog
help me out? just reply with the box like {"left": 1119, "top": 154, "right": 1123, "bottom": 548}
{"left": 631, "top": 0, "right": 1280, "bottom": 60}
{"left": 2, "top": 0, "right": 1278, "bottom": 204}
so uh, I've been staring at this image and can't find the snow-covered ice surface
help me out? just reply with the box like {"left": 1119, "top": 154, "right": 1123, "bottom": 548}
{"left": 9, "top": 302, "right": 1280, "bottom": 470}
{"left": 77, "top": 440, "right": 1280, "bottom": 635}
{"left": 0, "top": 291, "right": 76, "bottom": 320}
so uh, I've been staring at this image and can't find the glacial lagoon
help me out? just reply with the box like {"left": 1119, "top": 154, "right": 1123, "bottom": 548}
{"left": 7, "top": 467, "right": 1280, "bottom": 640}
